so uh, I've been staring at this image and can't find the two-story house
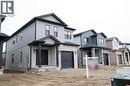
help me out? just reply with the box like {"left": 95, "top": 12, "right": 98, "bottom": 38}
{"left": 74, "top": 29, "right": 110, "bottom": 66}
{"left": 6, "top": 13, "right": 79, "bottom": 70}
{"left": 106, "top": 37, "right": 130, "bottom": 66}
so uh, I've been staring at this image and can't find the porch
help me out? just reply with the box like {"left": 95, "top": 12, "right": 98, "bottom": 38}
{"left": 80, "top": 44, "right": 110, "bottom": 66}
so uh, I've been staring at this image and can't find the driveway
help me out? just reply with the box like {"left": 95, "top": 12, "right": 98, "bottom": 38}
{"left": 0, "top": 67, "right": 116, "bottom": 86}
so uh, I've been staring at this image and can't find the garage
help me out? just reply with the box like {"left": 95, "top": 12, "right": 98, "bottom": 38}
{"left": 61, "top": 51, "right": 74, "bottom": 69}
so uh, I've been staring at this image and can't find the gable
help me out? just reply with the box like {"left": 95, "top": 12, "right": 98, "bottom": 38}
{"left": 44, "top": 38, "right": 55, "bottom": 44}
{"left": 41, "top": 16, "right": 61, "bottom": 24}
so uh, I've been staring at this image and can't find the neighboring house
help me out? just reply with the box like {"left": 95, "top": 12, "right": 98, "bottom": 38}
{"left": 6, "top": 13, "right": 79, "bottom": 70}
{"left": 106, "top": 37, "right": 130, "bottom": 66}
{"left": 74, "top": 29, "right": 110, "bottom": 66}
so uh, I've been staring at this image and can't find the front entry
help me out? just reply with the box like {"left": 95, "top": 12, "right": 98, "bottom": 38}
{"left": 103, "top": 53, "right": 109, "bottom": 65}
{"left": 36, "top": 50, "right": 48, "bottom": 65}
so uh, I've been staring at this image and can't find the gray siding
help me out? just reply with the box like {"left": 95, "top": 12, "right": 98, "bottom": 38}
{"left": 81, "top": 31, "right": 96, "bottom": 46}
{"left": 96, "top": 34, "right": 106, "bottom": 47}
{"left": 6, "top": 22, "right": 35, "bottom": 68}
{"left": 36, "top": 21, "right": 74, "bottom": 43}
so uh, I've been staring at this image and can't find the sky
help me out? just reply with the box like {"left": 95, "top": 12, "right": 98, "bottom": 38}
{"left": 1, "top": 0, "right": 130, "bottom": 43}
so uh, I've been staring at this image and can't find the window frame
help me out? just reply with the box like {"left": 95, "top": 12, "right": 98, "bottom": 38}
{"left": 11, "top": 54, "right": 14, "bottom": 63}
{"left": 53, "top": 26, "right": 58, "bottom": 37}
{"left": 65, "top": 30, "right": 71, "bottom": 39}
{"left": 84, "top": 37, "right": 90, "bottom": 43}
{"left": 20, "top": 52, "right": 22, "bottom": 63}
{"left": 99, "top": 38, "right": 104, "bottom": 44}
{"left": 45, "top": 25, "right": 50, "bottom": 36}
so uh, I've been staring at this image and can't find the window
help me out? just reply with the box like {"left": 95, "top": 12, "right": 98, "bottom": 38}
{"left": 20, "top": 52, "right": 22, "bottom": 63}
{"left": 84, "top": 37, "right": 90, "bottom": 43}
{"left": 99, "top": 38, "right": 104, "bottom": 44}
{"left": 65, "top": 31, "right": 71, "bottom": 39}
{"left": 54, "top": 27, "right": 58, "bottom": 37}
{"left": 11, "top": 54, "right": 14, "bottom": 63}
{"left": 45, "top": 25, "right": 50, "bottom": 36}
{"left": 13, "top": 38, "right": 15, "bottom": 44}
{"left": 20, "top": 33, "right": 23, "bottom": 40}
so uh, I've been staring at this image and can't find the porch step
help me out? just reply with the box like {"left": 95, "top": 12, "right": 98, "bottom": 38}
{"left": 29, "top": 66, "right": 60, "bottom": 73}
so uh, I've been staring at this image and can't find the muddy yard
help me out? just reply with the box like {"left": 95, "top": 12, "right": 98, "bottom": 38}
{"left": 0, "top": 67, "right": 116, "bottom": 86}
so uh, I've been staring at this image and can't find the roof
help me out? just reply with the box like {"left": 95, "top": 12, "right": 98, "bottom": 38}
{"left": 8, "top": 13, "right": 75, "bottom": 40}
{"left": 80, "top": 44, "right": 110, "bottom": 50}
{"left": 28, "top": 35, "right": 61, "bottom": 46}
{"left": 0, "top": 15, "right": 6, "bottom": 22}
{"left": 65, "top": 27, "right": 76, "bottom": 31}
{"left": 74, "top": 29, "right": 97, "bottom": 37}
{"left": 37, "top": 13, "right": 67, "bottom": 26}
{"left": 0, "top": 33, "right": 9, "bottom": 41}
{"left": 63, "top": 42, "right": 79, "bottom": 46}
{"left": 121, "top": 43, "right": 130, "bottom": 45}
{"left": 119, "top": 48, "right": 129, "bottom": 52}
{"left": 106, "top": 37, "right": 122, "bottom": 44}
{"left": 97, "top": 32, "right": 107, "bottom": 38}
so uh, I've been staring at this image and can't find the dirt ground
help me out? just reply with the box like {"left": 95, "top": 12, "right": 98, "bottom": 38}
{"left": 0, "top": 66, "right": 116, "bottom": 86}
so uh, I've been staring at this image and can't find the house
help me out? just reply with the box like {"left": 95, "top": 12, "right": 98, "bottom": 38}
{"left": 106, "top": 37, "right": 130, "bottom": 66}
{"left": 74, "top": 29, "right": 110, "bottom": 66}
{"left": 5, "top": 13, "right": 79, "bottom": 70}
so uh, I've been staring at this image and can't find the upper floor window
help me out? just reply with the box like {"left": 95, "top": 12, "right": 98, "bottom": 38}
{"left": 13, "top": 38, "right": 15, "bottom": 44}
{"left": 99, "top": 38, "right": 104, "bottom": 44}
{"left": 20, "top": 33, "right": 23, "bottom": 40}
{"left": 84, "top": 37, "right": 90, "bottom": 43}
{"left": 65, "top": 31, "right": 71, "bottom": 39}
{"left": 54, "top": 27, "right": 58, "bottom": 37}
{"left": 45, "top": 25, "right": 50, "bottom": 36}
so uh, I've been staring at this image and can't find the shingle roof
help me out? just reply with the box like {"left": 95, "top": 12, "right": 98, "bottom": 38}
{"left": 80, "top": 44, "right": 110, "bottom": 50}
{"left": 74, "top": 29, "right": 97, "bottom": 37}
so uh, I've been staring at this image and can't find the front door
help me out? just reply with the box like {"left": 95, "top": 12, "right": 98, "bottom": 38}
{"left": 103, "top": 53, "right": 109, "bottom": 65}
{"left": 36, "top": 50, "right": 48, "bottom": 65}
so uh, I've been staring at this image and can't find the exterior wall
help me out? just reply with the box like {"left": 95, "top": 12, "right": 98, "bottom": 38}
{"left": 36, "top": 21, "right": 74, "bottom": 43}
{"left": 6, "top": 23, "right": 35, "bottom": 52}
{"left": 6, "top": 22, "right": 35, "bottom": 68}
{"left": 96, "top": 34, "right": 106, "bottom": 47}
{"left": 31, "top": 46, "right": 56, "bottom": 68}
{"left": 81, "top": 31, "right": 96, "bottom": 46}
{"left": 58, "top": 45, "right": 78, "bottom": 68}
{"left": 106, "top": 41, "right": 112, "bottom": 49}
{"left": 41, "top": 16, "right": 61, "bottom": 23}
{"left": 6, "top": 46, "right": 30, "bottom": 68}
{"left": 109, "top": 51, "right": 117, "bottom": 65}
{"left": 112, "top": 38, "right": 120, "bottom": 50}
{"left": 74, "top": 36, "right": 81, "bottom": 45}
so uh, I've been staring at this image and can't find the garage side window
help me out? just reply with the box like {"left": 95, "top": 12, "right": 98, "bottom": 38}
{"left": 11, "top": 54, "right": 14, "bottom": 63}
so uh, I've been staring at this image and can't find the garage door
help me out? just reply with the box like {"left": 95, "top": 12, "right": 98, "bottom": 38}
{"left": 61, "top": 51, "right": 74, "bottom": 69}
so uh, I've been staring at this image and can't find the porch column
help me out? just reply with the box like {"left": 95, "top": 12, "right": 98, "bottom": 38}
{"left": 56, "top": 45, "right": 59, "bottom": 67}
{"left": 123, "top": 52, "right": 126, "bottom": 64}
{"left": 29, "top": 46, "right": 32, "bottom": 70}
{"left": 101, "top": 49, "right": 104, "bottom": 65}
{"left": 58, "top": 50, "right": 61, "bottom": 69}
{"left": 91, "top": 48, "right": 95, "bottom": 57}
{"left": 127, "top": 52, "right": 130, "bottom": 65}
{"left": 38, "top": 43, "right": 41, "bottom": 68}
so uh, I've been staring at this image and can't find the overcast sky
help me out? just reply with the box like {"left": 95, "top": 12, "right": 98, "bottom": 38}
{"left": 1, "top": 0, "right": 130, "bottom": 42}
